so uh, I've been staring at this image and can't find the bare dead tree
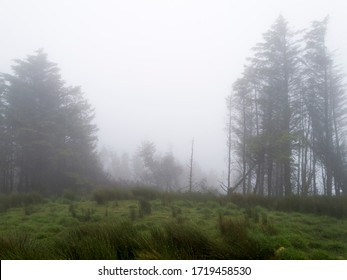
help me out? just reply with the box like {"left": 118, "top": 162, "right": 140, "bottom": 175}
{"left": 188, "top": 138, "right": 194, "bottom": 192}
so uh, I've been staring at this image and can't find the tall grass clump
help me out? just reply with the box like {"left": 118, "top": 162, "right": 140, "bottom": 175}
{"left": 147, "top": 223, "right": 218, "bottom": 259}
{"left": 54, "top": 222, "right": 140, "bottom": 259}
{"left": 218, "top": 214, "right": 276, "bottom": 259}
{"left": 0, "top": 232, "right": 52, "bottom": 259}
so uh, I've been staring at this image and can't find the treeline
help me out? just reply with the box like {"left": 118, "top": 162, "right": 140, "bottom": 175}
{"left": 0, "top": 50, "right": 102, "bottom": 194}
{"left": 228, "top": 16, "right": 347, "bottom": 196}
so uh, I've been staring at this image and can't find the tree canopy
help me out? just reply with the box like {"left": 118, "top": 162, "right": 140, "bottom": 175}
{"left": 0, "top": 50, "right": 101, "bottom": 194}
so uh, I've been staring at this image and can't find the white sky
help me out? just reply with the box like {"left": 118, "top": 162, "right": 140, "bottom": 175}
{"left": 1, "top": 0, "right": 347, "bottom": 177}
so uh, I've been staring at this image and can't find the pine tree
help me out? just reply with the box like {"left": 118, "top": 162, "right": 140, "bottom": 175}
{"left": 302, "top": 17, "right": 347, "bottom": 195}
{"left": 1, "top": 50, "right": 101, "bottom": 194}
{"left": 231, "top": 16, "right": 300, "bottom": 196}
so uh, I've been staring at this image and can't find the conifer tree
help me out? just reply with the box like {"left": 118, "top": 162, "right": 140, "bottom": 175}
{"left": 0, "top": 50, "right": 101, "bottom": 194}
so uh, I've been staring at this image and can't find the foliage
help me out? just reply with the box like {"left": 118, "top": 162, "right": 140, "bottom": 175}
{"left": 0, "top": 50, "right": 102, "bottom": 195}
{"left": 0, "top": 192, "right": 44, "bottom": 212}
{"left": 131, "top": 186, "right": 160, "bottom": 200}
{"left": 92, "top": 187, "right": 131, "bottom": 204}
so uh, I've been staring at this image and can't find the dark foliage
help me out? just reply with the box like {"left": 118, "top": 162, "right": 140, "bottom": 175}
{"left": 0, "top": 192, "right": 44, "bottom": 212}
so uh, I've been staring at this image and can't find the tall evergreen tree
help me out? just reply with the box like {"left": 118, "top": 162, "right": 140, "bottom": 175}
{"left": 230, "top": 16, "right": 300, "bottom": 196}
{"left": 302, "top": 17, "right": 347, "bottom": 195}
{"left": 1, "top": 50, "right": 100, "bottom": 194}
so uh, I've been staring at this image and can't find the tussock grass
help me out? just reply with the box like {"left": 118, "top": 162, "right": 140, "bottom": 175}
{"left": 226, "top": 194, "right": 347, "bottom": 218}
{"left": 218, "top": 214, "right": 276, "bottom": 259}
{"left": 53, "top": 222, "right": 140, "bottom": 259}
{"left": 1, "top": 187, "right": 347, "bottom": 260}
{"left": 0, "top": 232, "right": 52, "bottom": 259}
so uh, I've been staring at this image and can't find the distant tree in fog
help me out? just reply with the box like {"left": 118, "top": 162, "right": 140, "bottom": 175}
{"left": 300, "top": 17, "right": 347, "bottom": 195}
{"left": 0, "top": 50, "right": 102, "bottom": 194}
{"left": 133, "top": 141, "right": 182, "bottom": 190}
{"left": 99, "top": 147, "right": 132, "bottom": 181}
{"left": 156, "top": 153, "right": 183, "bottom": 191}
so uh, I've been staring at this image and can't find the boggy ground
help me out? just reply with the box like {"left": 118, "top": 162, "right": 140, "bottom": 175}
{"left": 0, "top": 188, "right": 346, "bottom": 259}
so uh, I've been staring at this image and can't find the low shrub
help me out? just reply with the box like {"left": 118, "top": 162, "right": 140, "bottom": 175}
{"left": 132, "top": 187, "right": 160, "bottom": 200}
{"left": 62, "top": 190, "right": 77, "bottom": 201}
{"left": 92, "top": 188, "right": 131, "bottom": 204}
{"left": 0, "top": 192, "right": 44, "bottom": 212}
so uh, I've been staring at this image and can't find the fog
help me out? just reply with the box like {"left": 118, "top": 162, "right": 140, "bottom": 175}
{"left": 1, "top": 0, "right": 347, "bottom": 181}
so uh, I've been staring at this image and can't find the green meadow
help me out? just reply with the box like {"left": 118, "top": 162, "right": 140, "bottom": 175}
{"left": 0, "top": 188, "right": 346, "bottom": 260}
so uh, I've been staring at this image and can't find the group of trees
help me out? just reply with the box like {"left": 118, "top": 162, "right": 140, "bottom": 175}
{"left": 228, "top": 16, "right": 347, "bottom": 196}
{"left": 133, "top": 141, "right": 183, "bottom": 191}
{"left": 0, "top": 45, "right": 215, "bottom": 195}
{"left": 99, "top": 141, "right": 217, "bottom": 192}
{"left": 0, "top": 50, "right": 102, "bottom": 194}
{"left": 4, "top": 16, "right": 345, "bottom": 197}
{"left": 99, "top": 148, "right": 133, "bottom": 182}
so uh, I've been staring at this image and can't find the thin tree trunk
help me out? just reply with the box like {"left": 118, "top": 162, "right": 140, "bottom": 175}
{"left": 189, "top": 139, "right": 194, "bottom": 193}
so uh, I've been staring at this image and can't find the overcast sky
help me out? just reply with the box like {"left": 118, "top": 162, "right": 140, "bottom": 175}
{"left": 1, "top": 0, "right": 347, "bottom": 177}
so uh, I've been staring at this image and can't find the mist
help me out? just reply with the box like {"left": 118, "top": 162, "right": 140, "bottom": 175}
{"left": 2, "top": 0, "right": 347, "bottom": 264}
{"left": 1, "top": 0, "right": 347, "bottom": 187}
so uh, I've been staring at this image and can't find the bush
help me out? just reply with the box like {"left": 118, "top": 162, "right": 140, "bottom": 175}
{"left": 62, "top": 190, "right": 77, "bottom": 201}
{"left": 24, "top": 204, "right": 37, "bottom": 216}
{"left": 0, "top": 192, "right": 44, "bottom": 212}
{"left": 92, "top": 188, "right": 131, "bottom": 204}
{"left": 132, "top": 187, "right": 160, "bottom": 200}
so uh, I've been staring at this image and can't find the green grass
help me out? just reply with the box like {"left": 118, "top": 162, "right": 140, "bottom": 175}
{"left": 0, "top": 189, "right": 346, "bottom": 259}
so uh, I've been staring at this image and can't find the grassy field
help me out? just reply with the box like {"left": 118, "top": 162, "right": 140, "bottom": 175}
{"left": 0, "top": 188, "right": 346, "bottom": 259}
